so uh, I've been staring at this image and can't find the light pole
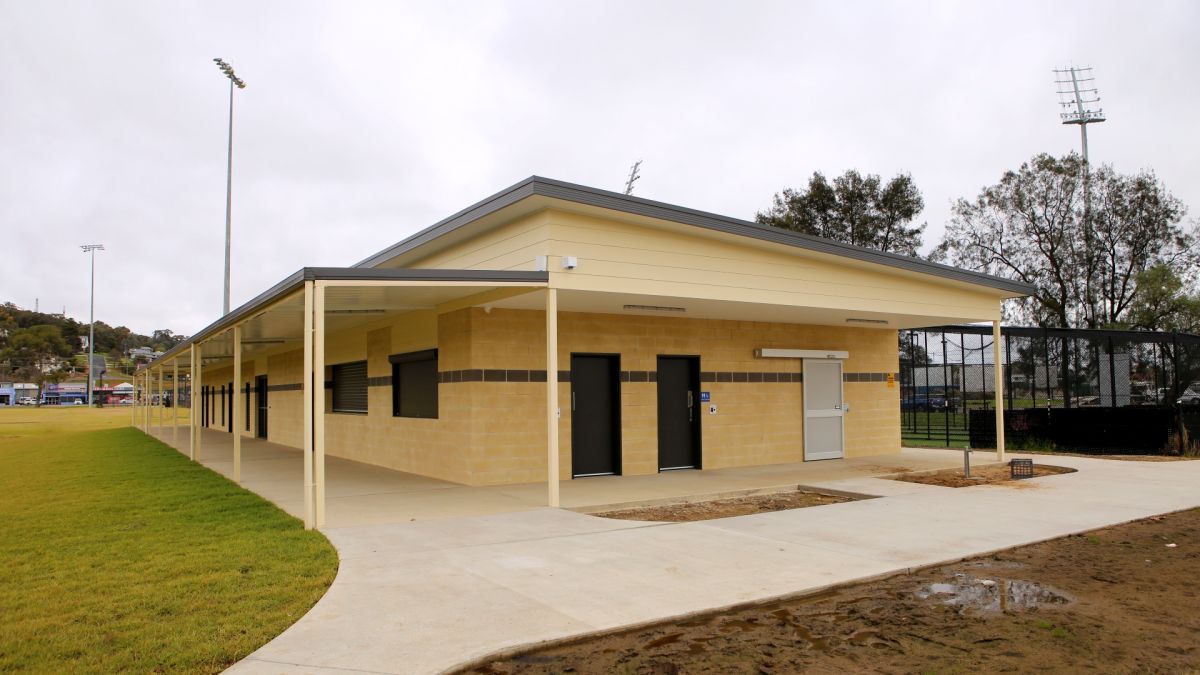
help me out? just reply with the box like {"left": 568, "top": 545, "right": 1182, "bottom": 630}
{"left": 213, "top": 58, "right": 246, "bottom": 316}
{"left": 80, "top": 244, "right": 104, "bottom": 407}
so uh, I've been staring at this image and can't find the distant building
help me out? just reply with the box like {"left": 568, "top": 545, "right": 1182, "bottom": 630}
{"left": 41, "top": 382, "right": 87, "bottom": 405}
{"left": 128, "top": 346, "right": 165, "bottom": 362}
{"left": 2, "top": 383, "right": 40, "bottom": 404}
{"left": 14, "top": 383, "right": 38, "bottom": 402}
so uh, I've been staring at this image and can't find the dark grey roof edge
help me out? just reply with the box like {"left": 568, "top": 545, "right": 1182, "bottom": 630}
{"left": 146, "top": 268, "right": 548, "bottom": 368}
{"left": 148, "top": 269, "right": 307, "bottom": 367}
{"left": 354, "top": 176, "right": 1036, "bottom": 296}
{"left": 918, "top": 324, "right": 1200, "bottom": 344}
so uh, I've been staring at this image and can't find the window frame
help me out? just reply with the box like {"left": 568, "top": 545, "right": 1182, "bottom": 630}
{"left": 390, "top": 349, "right": 439, "bottom": 419}
{"left": 331, "top": 360, "right": 369, "bottom": 414}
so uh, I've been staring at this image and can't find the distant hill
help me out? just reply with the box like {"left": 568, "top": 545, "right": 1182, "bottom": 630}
{"left": 0, "top": 302, "right": 184, "bottom": 382}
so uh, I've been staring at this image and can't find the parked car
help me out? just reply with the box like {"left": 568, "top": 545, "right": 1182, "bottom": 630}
{"left": 901, "top": 394, "right": 949, "bottom": 412}
{"left": 1179, "top": 385, "right": 1200, "bottom": 407}
{"left": 17, "top": 397, "right": 37, "bottom": 406}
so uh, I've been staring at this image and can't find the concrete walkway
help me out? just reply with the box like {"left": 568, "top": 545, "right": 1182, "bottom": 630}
{"left": 149, "top": 427, "right": 973, "bottom": 526}
{"left": 216, "top": 449, "right": 1200, "bottom": 674}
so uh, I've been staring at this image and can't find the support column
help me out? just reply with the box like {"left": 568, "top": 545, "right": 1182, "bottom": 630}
{"left": 157, "top": 367, "right": 164, "bottom": 435}
{"left": 143, "top": 370, "right": 150, "bottom": 433}
{"left": 233, "top": 325, "right": 243, "bottom": 483}
{"left": 314, "top": 282, "right": 326, "bottom": 529}
{"left": 545, "top": 288, "right": 560, "bottom": 508}
{"left": 194, "top": 342, "right": 203, "bottom": 461}
{"left": 993, "top": 319, "right": 1006, "bottom": 462}
{"left": 189, "top": 345, "right": 196, "bottom": 460}
{"left": 172, "top": 359, "right": 179, "bottom": 447}
{"left": 302, "top": 280, "right": 315, "bottom": 530}
{"left": 130, "top": 371, "right": 137, "bottom": 426}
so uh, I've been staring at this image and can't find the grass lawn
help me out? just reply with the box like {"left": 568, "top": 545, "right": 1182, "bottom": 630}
{"left": 0, "top": 407, "right": 338, "bottom": 673}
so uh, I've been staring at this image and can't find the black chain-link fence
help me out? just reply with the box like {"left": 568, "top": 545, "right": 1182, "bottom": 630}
{"left": 900, "top": 326, "right": 1200, "bottom": 454}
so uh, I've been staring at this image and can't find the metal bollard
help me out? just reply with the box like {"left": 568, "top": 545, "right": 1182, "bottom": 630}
{"left": 963, "top": 445, "right": 973, "bottom": 478}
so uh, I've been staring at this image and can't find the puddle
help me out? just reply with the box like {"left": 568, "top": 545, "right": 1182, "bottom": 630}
{"left": 916, "top": 573, "right": 1071, "bottom": 614}
{"left": 642, "top": 633, "right": 683, "bottom": 649}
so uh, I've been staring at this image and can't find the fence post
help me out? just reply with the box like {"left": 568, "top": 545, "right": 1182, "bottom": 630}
{"left": 1173, "top": 333, "right": 1185, "bottom": 446}
{"left": 1005, "top": 330, "right": 1015, "bottom": 411}
{"left": 1107, "top": 335, "right": 1118, "bottom": 407}
{"left": 942, "top": 333, "right": 951, "bottom": 446}
{"left": 1062, "top": 334, "right": 1072, "bottom": 409}
{"left": 1043, "top": 328, "right": 1052, "bottom": 407}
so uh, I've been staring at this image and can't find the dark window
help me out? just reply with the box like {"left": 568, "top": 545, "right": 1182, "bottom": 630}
{"left": 220, "top": 385, "right": 225, "bottom": 426}
{"left": 391, "top": 349, "right": 438, "bottom": 419}
{"left": 244, "top": 383, "right": 251, "bottom": 431}
{"left": 332, "top": 361, "right": 368, "bottom": 414}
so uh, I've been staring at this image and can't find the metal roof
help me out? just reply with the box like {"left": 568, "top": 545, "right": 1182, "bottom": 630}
{"left": 354, "top": 176, "right": 1036, "bottom": 296}
{"left": 145, "top": 268, "right": 548, "bottom": 368}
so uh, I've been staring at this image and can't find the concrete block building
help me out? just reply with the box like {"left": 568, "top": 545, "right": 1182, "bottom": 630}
{"left": 139, "top": 177, "right": 1030, "bottom": 528}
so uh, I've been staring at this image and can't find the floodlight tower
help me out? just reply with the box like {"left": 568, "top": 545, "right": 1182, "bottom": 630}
{"left": 1054, "top": 66, "right": 1105, "bottom": 165}
{"left": 80, "top": 244, "right": 104, "bottom": 406}
{"left": 624, "top": 160, "right": 642, "bottom": 195}
{"left": 213, "top": 58, "right": 247, "bottom": 316}
{"left": 1054, "top": 66, "right": 1106, "bottom": 325}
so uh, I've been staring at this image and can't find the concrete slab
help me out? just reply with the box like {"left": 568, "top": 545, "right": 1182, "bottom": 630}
{"left": 214, "top": 445, "right": 1200, "bottom": 675}
{"left": 148, "top": 428, "right": 981, "bottom": 527}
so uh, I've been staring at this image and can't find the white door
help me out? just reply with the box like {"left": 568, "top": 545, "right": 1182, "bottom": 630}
{"left": 803, "top": 359, "right": 845, "bottom": 461}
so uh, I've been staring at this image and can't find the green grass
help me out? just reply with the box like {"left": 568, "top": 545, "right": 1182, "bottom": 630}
{"left": 0, "top": 407, "right": 338, "bottom": 673}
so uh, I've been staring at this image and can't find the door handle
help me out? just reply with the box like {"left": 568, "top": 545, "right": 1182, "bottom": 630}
{"left": 571, "top": 391, "right": 576, "bottom": 411}
{"left": 687, "top": 390, "right": 694, "bottom": 422}
{"left": 687, "top": 391, "right": 693, "bottom": 408}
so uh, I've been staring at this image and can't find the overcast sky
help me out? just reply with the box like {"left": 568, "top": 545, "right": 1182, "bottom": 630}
{"left": 3, "top": 0, "right": 1197, "bottom": 336}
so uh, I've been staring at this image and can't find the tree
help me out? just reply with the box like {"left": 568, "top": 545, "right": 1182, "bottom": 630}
{"left": 0, "top": 325, "right": 75, "bottom": 388}
{"left": 1126, "top": 265, "right": 1200, "bottom": 333}
{"left": 756, "top": 170, "right": 926, "bottom": 255}
{"left": 933, "top": 153, "right": 1196, "bottom": 328}
{"left": 150, "top": 329, "right": 185, "bottom": 351}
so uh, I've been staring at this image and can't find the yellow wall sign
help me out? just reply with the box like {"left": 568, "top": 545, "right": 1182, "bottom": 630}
{"left": 887, "top": 372, "right": 895, "bottom": 387}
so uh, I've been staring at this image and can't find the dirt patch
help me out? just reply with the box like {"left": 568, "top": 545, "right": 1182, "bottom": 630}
{"left": 891, "top": 463, "right": 1074, "bottom": 488}
{"left": 592, "top": 490, "right": 855, "bottom": 523}
{"left": 462, "top": 508, "right": 1200, "bottom": 674}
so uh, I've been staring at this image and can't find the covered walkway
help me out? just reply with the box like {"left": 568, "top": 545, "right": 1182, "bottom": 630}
{"left": 149, "top": 426, "right": 976, "bottom": 528}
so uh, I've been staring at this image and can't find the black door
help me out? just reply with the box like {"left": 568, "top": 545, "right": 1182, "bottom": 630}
{"left": 255, "top": 375, "right": 268, "bottom": 439}
{"left": 657, "top": 356, "right": 702, "bottom": 470}
{"left": 227, "top": 381, "right": 234, "bottom": 432}
{"left": 570, "top": 354, "right": 621, "bottom": 477}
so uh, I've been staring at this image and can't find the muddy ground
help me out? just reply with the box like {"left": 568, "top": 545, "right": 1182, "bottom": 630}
{"left": 593, "top": 491, "right": 853, "bottom": 523}
{"left": 464, "top": 508, "right": 1199, "bottom": 675}
{"left": 892, "top": 463, "right": 1074, "bottom": 488}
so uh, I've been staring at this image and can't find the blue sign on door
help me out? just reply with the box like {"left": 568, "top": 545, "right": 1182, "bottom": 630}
{"left": 700, "top": 391, "right": 711, "bottom": 403}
